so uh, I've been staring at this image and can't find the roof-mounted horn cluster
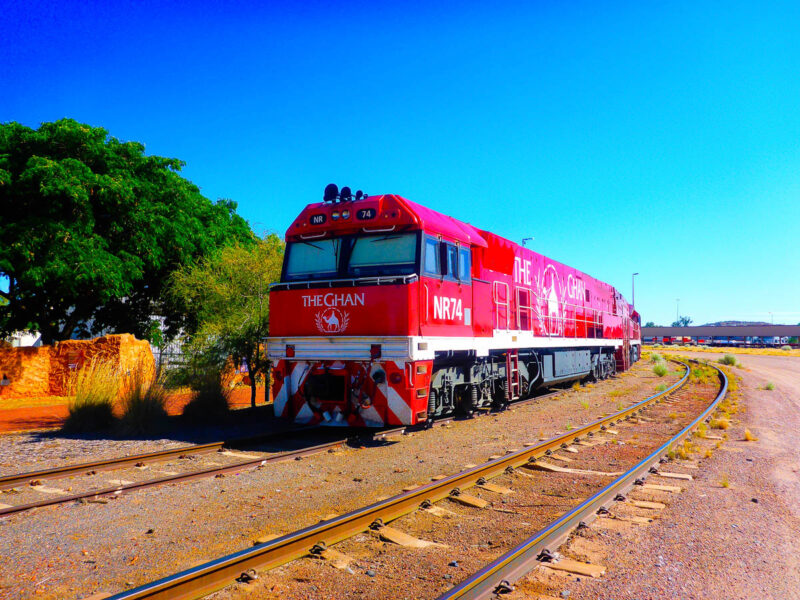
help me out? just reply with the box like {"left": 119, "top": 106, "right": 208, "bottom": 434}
{"left": 323, "top": 183, "right": 365, "bottom": 203}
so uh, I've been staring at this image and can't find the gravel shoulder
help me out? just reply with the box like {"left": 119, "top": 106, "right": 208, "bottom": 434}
{"left": 0, "top": 361, "right": 678, "bottom": 600}
{"left": 525, "top": 352, "right": 800, "bottom": 600}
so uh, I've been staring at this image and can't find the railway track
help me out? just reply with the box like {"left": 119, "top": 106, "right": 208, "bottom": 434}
{"left": 0, "top": 428, "right": 364, "bottom": 518}
{"left": 0, "top": 387, "right": 563, "bottom": 519}
{"left": 92, "top": 360, "right": 723, "bottom": 600}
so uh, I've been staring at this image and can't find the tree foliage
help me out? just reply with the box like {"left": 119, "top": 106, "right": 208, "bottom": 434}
{"left": 169, "top": 235, "right": 284, "bottom": 407}
{"left": 0, "top": 119, "right": 253, "bottom": 343}
{"left": 671, "top": 316, "right": 693, "bottom": 327}
{"left": 644, "top": 321, "right": 656, "bottom": 327}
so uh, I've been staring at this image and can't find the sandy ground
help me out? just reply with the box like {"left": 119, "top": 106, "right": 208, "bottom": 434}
{"left": 520, "top": 352, "right": 800, "bottom": 600}
{"left": 0, "top": 360, "right": 678, "bottom": 600}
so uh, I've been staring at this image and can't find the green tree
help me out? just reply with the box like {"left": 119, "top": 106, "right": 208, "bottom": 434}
{"left": 644, "top": 321, "right": 656, "bottom": 327}
{"left": 671, "top": 316, "right": 693, "bottom": 327}
{"left": 170, "top": 235, "right": 284, "bottom": 407}
{"left": 0, "top": 119, "right": 253, "bottom": 343}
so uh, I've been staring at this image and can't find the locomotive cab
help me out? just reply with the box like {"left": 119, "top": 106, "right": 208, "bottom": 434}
{"left": 268, "top": 190, "right": 483, "bottom": 426}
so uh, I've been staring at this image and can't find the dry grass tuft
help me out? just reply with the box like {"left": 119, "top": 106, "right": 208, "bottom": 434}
{"left": 720, "top": 473, "right": 730, "bottom": 488}
{"left": 743, "top": 428, "right": 758, "bottom": 442}
{"left": 710, "top": 417, "right": 730, "bottom": 430}
{"left": 704, "top": 448, "right": 713, "bottom": 458}
{"left": 653, "top": 363, "right": 668, "bottom": 377}
{"left": 119, "top": 363, "right": 169, "bottom": 435}
{"left": 764, "top": 382, "right": 775, "bottom": 391}
{"left": 64, "top": 359, "right": 120, "bottom": 432}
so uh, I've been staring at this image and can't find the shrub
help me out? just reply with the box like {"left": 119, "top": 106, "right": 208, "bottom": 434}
{"left": 182, "top": 370, "right": 232, "bottom": 423}
{"left": 720, "top": 473, "right": 730, "bottom": 488}
{"left": 650, "top": 353, "right": 663, "bottom": 363}
{"left": 653, "top": 363, "right": 668, "bottom": 377}
{"left": 719, "top": 354, "right": 737, "bottom": 366}
{"left": 764, "top": 382, "right": 775, "bottom": 391}
{"left": 119, "top": 364, "right": 169, "bottom": 435}
{"left": 655, "top": 384, "right": 667, "bottom": 392}
{"left": 781, "top": 345, "right": 792, "bottom": 351}
{"left": 64, "top": 360, "right": 120, "bottom": 432}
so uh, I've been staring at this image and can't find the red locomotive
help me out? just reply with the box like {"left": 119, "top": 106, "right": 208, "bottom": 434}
{"left": 267, "top": 185, "right": 641, "bottom": 427}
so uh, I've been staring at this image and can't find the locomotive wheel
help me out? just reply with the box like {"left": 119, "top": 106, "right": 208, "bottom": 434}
{"left": 459, "top": 384, "right": 478, "bottom": 418}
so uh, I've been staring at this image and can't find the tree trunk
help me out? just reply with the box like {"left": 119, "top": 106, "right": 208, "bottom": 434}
{"left": 264, "top": 360, "right": 271, "bottom": 405}
{"left": 248, "top": 364, "right": 257, "bottom": 409}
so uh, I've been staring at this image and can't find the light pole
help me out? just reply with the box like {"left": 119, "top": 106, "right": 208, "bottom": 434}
{"left": 769, "top": 312, "right": 773, "bottom": 324}
{"left": 676, "top": 298, "right": 680, "bottom": 323}
{"left": 632, "top": 273, "right": 639, "bottom": 307}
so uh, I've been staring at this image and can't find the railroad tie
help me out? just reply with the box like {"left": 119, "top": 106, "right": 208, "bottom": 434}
{"left": 448, "top": 493, "right": 489, "bottom": 509}
{"left": 628, "top": 500, "right": 666, "bottom": 510}
{"left": 315, "top": 548, "right": 354, "bottom": 570}
{"left": 377, "top": 526, "right": 447, "bottom": 548}
{"left": 477, "top": 482, "right": 513, "bottom": 495}
{"left": 642, "top": 483, "right": 682, "bottom": 493}
{"left": 525, "top": 462, "right": 622, "bottom": 477}
{"left": 30, "top": 484, "right": 68, "bottom": 495}
{"left": 422, "top": 504, "right": 457, "bottom": 518}
{"left": 654, "top": 471, "right": 693, "bottom": 481}
{"left": 546, "top": 558, "right": 606, "bottom": 578}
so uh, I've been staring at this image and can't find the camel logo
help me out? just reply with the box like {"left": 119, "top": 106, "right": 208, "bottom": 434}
{"left": 539, "top": 264, "right": 564, "bottom": 336}
{"left": 315, "top": 307, "right": 350, "bottom": 334}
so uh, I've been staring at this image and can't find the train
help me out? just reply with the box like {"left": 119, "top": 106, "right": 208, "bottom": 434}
{"left": 267, "top": 185, "right": 641, "bottom": 427}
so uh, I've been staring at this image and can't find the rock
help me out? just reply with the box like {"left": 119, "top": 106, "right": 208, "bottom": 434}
{"left": 145, "top": 528, "right": 155, "bottom": 534}
{"left": 443, "top": 574, "right": 452, "bottom": 580}
{"left": 449, "top": 560, "right": 459, "bottom": 567}
{"left": 751, "top": 498, "right": 759, "bottom": 503}
{"left": 366, "top": 569, "right": 376, "bottom": 577}
{"left": 560, "top": 591, "right": 571, "bottom": 598}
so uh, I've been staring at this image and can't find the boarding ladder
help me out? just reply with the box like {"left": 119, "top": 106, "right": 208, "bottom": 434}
{"left": 616, "top": 316, "right": 631, "bottom": 373}
{"left": 506, "top": 350, "right": 521, "bottom": 401}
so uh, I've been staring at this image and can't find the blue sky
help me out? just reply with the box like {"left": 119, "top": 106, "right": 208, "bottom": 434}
{"left": 2, "top": 0, "right": 799, "bottom": 326}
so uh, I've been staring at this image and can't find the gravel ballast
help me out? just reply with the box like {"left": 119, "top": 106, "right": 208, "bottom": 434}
{"left": 0, "top": 361, "right": 678, "bottom": 600}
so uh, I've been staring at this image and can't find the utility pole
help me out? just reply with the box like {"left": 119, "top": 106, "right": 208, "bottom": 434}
{"left": 676, "top": 298, "right": 680, "bottom": 323}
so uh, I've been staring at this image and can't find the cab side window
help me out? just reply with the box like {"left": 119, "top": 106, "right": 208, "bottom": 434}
{"left": 424, "top": 237, "right": 439, "bottom": 275}
{"left": 446, "top": 244, "right": 459, "bottom": 280}
{"left": 458, "top": 248, "right": 471, "bottom": 283}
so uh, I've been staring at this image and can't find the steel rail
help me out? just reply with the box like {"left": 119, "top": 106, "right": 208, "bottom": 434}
{"left": 0, "top": 437, "right": 354, "bottom": 518}
{"left": 102, "top": 362, "right": 690, "bottom": 600}
{"left": 438, "top": 360, "right": 727, "bottom": 600}
{"left": 0, "top": 426, "right": 325, "bottom": 491}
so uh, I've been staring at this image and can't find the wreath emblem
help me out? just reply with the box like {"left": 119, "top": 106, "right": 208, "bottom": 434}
{"left": 315, "top": 308, "right": 350, "bottom": 333}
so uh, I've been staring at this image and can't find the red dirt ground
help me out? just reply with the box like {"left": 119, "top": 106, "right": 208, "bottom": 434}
{"left": 0, "top": 386, "right": 267, "bottom": 434}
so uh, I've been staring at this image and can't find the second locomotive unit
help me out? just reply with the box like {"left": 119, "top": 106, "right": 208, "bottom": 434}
{"left": 267, "top": 185, "right": 641, "bottom": 427}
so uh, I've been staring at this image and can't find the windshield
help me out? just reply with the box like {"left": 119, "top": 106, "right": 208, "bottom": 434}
{"left": 347, "top": 233, "right": 417, "bottom": 276}
{"left": 282, "top": 233, "right": 419, "bottom": 281}
{"left": 284, "top": 239, "right": 342, "bottom": 280}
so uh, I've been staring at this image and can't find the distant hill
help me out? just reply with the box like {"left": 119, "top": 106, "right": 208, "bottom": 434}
{"left": 699, "top": 321, "right": 772, "bottom": 327}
